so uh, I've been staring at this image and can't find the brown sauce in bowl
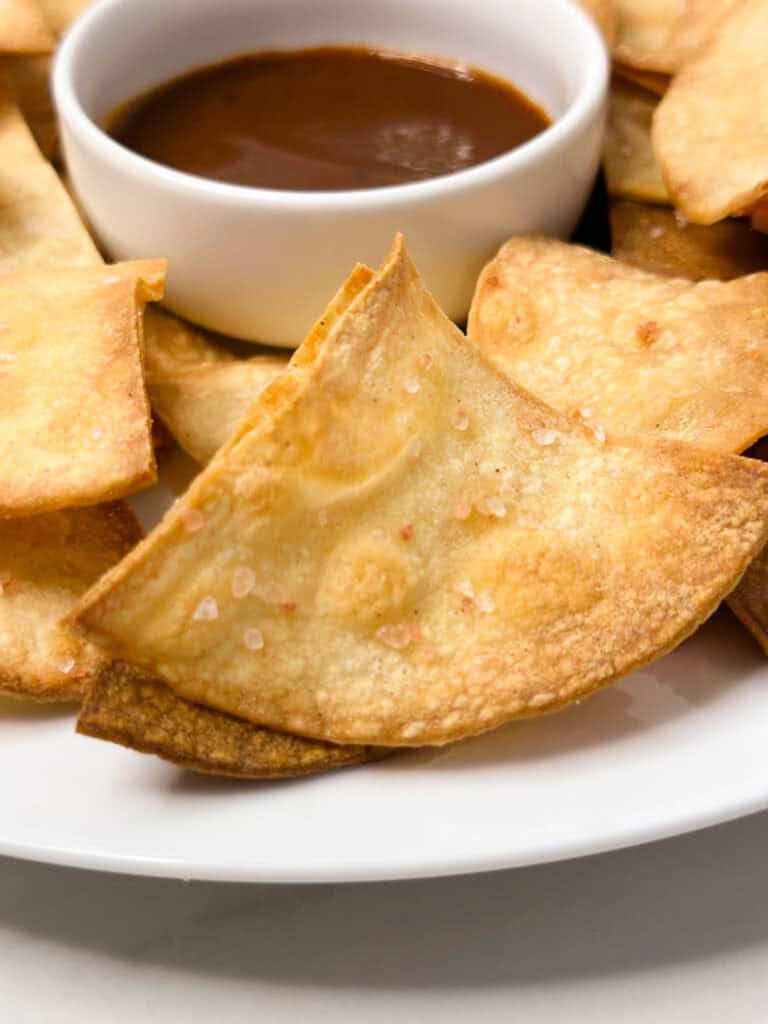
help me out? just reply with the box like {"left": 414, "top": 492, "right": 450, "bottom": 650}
{"left": 109, "top": 46, "right": 551, "bottom": 192}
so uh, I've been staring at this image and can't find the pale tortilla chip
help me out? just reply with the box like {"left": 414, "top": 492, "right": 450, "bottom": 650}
{"left": 142, "top": 307, "right": 238, "bottom": 376}
{"left": 0, "top": 77, "right": 100, "bottom": 269}
{"left": 613, "top": 63, "right": 669, "bottom": 97}
{"left": 0, "top": 0, "right": 53, "bottom": 54}
{"left": 78, "top": 662, "right": 386, "bottom": 778}
{"left": 653, "top": 0, "right": 768, "bottom": 224}
{"left": 0, "top": 260, "right": 165, "bottom": 516}
{"left": 71, "top": 237, "right": 768, "bottom": 747}
{"left": 613, "top": 0, "right": 742, "bottom": 73}
{"left": 5, "top": 55, "right": 57, "bottom": 160}
{"left": 0, "top": 503, "right": 141, "bottom": 702}
{"left": 578, "top": 0, "right": 616, "bottom": 45}
{"left": 468, "top": 236, "right": 768, "bottom": 453}
{"left": 148, "top": 358, "right": 290, "bottom": 465}
{"left": 604, "top": 77, "right": 670, "bottom": 204}
{"left": 37, "top": 0, "right": 93, "bottom": 34}
{"left": 610, "top": 200, "right": 768, "bottom": 280}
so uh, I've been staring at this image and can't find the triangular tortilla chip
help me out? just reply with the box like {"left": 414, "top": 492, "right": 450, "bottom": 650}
{"left": 612, "top": 0, "right": 742, "bottom": 73}
{"left": 468, "top": 236, "right": 768, "bottom": 453}
{"left": 604, "top": 77, "right": 670, "bottom": 205}
{"left": 0, "top": 0, "right": 53, "bottom": 54}
{"left": 653, "top": 0, "right": 768, "bottom": 224}
{"left": 142, "top": 307, "right": 237, "bottom": 375}
{"left": 72, "top": 237, "right": 768, "bottom": 747}
{"left": 148, "top": 358, "right": 290, "bottom": 465}
{"left": 37, "top": 0, "right": 93, "bottom": 34}
{"left": 0, "top": 503, "right": 141, "bottom": 702}
{"left": 613, "top": 63, "right": 669, "bottom": 97}
{"left": 0, "top": 260, "right": 165, "bottom": 516}
{"left": 610, "top": 200, "right": 768, "bottom": 280}
{"left": 78, "top": 662, "right": 386, "bottom": 778}
{"left": 0, "top": 76, "right": 101, "bottom": 269}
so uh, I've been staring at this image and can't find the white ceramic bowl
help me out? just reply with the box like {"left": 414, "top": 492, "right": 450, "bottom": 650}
{"left": 54, "top": 0, "right": 608, "bottom": 346}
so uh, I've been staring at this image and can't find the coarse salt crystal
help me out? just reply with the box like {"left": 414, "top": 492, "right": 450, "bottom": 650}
{"left": 376, "top": 624, "right": 412, "bottom": 649}
{"left": 481, "top": 496, "right": 507, "bottom": 518}
{"left": 453, "top": 501, "right": 472, "bottom": 520}
{"left": 58, "top": 657, "right": 76, "bottom": 675}
{"left": 457, "top": 578, "right": 475, "bottom": 600}
{"left": 243, "top": 627, "right": 264, "bottom": 651}
{"left": 408, "top": 438, "right": 424, "bottom": 460}
{"left": 192, "top": 596, "right": 219, "bottom": 621}
{"left": 674, "top": 210, "right": 688, "bottom": 228}
{"left": 451, "top": 407, "right": 470, "bottom": 431}
{"left": 555, "top": 356, "right": 571, "bottom": 371}
{"left": 182, "top": 508, "right": 205, "bottom": 533}
{"left": 402, "top": 377, "right": 421, "bottom": 395}
{"left": 591, "top": 424, "right": 606, "bottom": 443}
{"left": 579, "top": 407, "right": 593, "bottom": 420}
{"left": 476, "top": 591, "right": 496, "bottom": 613}
{"left": 649, "top": 225, "right": 665, "bottom": 239}
{"left": 91, "top": 428, "right": 103, "bottom": 441}
{"left": 532, "top": 428, "right": 559, "bottom": 446}
{"left": 102, "top": 274, "right": 121, "bottom": 285}
{"left": 0, "top": 352, "right": 14, "bottom": 363}
{"left": 231, "top": 567, "right": 255, "bottom": 599}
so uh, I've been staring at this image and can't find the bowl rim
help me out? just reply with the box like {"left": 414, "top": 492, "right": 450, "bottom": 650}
{"left": 53, "top": 0, "right": 608, "bottom": 212}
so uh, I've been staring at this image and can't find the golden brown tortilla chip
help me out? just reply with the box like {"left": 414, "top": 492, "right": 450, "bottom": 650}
{"left": 613, "top": 63, "right": 669, "bottom": 97}
{"left": 148, "top": 358, "right": 290, "bottom": 465}
{"left": 0, "top": 260, "right": 165, "bottom": 516}
{"left": 728, "top": 545, "right": 768, "bottom": 656}
{"left": 37, "top": 0, "right": 93, "bottom": 34}
{"left": 5, "top": 55, "right": 57, "bottom": 160}
{"left": 613, "top": 0, "right": 742, "bottom": 73}
{"left": 469, "top": 236, "right": 768, "bottom": 453}
{"left": 0, "top": 0, "right": 53, "bottom": 54}
{"left": 0, "top": 76, "right": 100, "bottom": 269}
{"left": 78, "top": 662, "right": 386, "bottom": 778}
{"left": 653, "top": 0, "right": 768, "bottom": 224}
{"left": 71, "top": 237, "right": 768, "bottom": 747}
{"left": 578, "top": 0, "right": 616, "bottom": 45}
{"left": 604, "top": 77, "right": 670, "bottom": 204}
{"left": 610, "top": 200, "right": 768, "bottom": 280}
{"left": 0, "top": 503, "right": 141, "bottom": 702}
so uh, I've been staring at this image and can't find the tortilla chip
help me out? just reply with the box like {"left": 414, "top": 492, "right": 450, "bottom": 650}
{"left": 37, "top": 0, "right": 93, "bottom": 34}
{"left": 148, "top": 358, "right": 290, "bottom": 465}
{"left": 610, "top": 200, "right": 768, "bottom": 280}
{"left": 142, "top": 306, "right": 238, "bottom": 376}
{"left": 78, "top": 662, "right": 386, "bottom": 778}
{"left": 468, "top": 236, "right": 768, "bottom": 453}
{"left": 613, "top": 63, "right": 669, "bottom": 97}
{"left": 653, "top": 0, "right": 768, "bottom": 224}
{"left": 0, "top": 0, "right": 53, "bottom": 54}
{"left": 728, "top": 545, "right": 768, "bottom": 655}
{"left": 613, "top": 0, "right": 742, "bottom": 73}
{"left": 0, "top": 77, "right": 100, "bottom": 269}
{"left": 0, "top": 260, "right": 165, "bottom": 516}
{"left": 578, "top": 0, "right": 616, "bottom": 45}
{"left": 750, "top": 198, "right": 768, "bottom": 234}
{"left": 604, "top": 77, "right": 669, "bottom": 204}
{"left": 5, "top": 55, "right": 57, "bottom": 160}
{"left": 71, "top": 237, "right": 768, "bottom": 747}
{"left": 0, "top": 503, "right": 141, "bottom": 702}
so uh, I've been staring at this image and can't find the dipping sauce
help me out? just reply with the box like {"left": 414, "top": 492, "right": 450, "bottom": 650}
{"left": 109, "top": 46, "right": 551, "bottom": 192}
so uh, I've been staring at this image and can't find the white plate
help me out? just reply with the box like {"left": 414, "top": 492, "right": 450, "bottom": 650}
{"left": 2, "top": 454, "right": 767, "bottom": 883}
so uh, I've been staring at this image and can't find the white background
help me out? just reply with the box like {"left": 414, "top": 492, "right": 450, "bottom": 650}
{"left": 2, "top": 811, "right": 768, "bottom": 1022}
